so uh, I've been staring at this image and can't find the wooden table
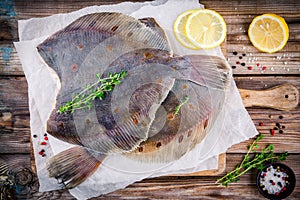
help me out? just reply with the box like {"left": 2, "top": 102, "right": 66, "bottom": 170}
{"left": 0, "top": 0, "right": 299, "bottom": 199}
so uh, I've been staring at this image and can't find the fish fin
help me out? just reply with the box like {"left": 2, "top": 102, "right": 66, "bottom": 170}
{"left": 37, "top": 12, "right": 171, "bottom": 79}
{"left": 47, "top": 146, "right": 105, "bottom": 189}
{"left": 0, "top": 159, "right": 8, "bottom": 174}
{"left": 139, "top": 17, "right": 170, "bottom": 48}
{"left": 186, "top": 55, "right": 232, "bottom": 90}
{"left": 46, "top": 106, "right": 84, "bottom": 146}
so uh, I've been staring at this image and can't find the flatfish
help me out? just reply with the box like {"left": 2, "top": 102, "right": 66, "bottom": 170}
{"left": 37, "top": 12, "right": 231, "bottom": 188}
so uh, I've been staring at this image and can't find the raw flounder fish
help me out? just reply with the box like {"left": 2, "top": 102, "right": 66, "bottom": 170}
{"left": 37, "top": 12, "right": 231, "bottom": 188}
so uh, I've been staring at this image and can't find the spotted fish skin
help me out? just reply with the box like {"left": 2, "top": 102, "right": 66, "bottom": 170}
{"left": 38, "top": 13, "right": 172, "bottom": 154}
{"left": 37, "top": 12, "right": 231, "bottom": 189}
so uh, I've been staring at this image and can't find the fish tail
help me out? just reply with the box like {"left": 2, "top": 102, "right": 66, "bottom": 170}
{"left": 47, "top": 146, "right": 105, "bottom": 189}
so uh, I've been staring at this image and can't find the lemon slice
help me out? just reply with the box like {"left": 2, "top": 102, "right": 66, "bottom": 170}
{"left": 248, "top": 14, "right": 289, "bottom": 53}
{"left": 173, "top": 10, "right": 199, "bottom": 49}
{"left": 185, "top": 9, "right": 227, "bottom": 49}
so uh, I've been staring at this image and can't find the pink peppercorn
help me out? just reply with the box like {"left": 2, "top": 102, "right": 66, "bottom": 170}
{"left": 248, "top": 66, "right": 252, "bottom": 70}
{"left": 44, "top": 136, "right": 48, "bottom": 141}
{"left": 41, "top": 141, "right": 47, "bottom": 145}
{"left": 259, "top": 122, "right": 264, "bottom": 126}
{"left": 262, "top": 66, "right": 267, "bottom": 70}
{"left": 270, "top": 129, "right": 275, "bottom": 136}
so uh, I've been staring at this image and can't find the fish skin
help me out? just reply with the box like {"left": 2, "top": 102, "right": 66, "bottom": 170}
{"left": 38, "top": 13, "right": 173, "bottom": 153}
{"left": 39, "top": 12, "right": 231, "bottom": 189}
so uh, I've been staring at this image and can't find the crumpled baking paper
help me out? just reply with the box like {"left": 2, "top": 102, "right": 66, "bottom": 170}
{"left": 14, "top": 0, "right": 259, "bottom": 199}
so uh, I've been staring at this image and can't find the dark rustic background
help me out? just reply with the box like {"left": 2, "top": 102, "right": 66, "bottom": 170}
{"left": 0, "top": 0, "right": 299, "bottom": 199}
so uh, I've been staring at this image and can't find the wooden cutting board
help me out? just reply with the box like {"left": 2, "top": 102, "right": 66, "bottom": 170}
{"left": 30, "top": 39, "right": 299, "bottom": 177}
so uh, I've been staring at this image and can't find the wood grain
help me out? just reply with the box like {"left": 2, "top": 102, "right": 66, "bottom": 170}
{"left": 0, "top": 76, "right": 299, "bottom": 154}
{"left": 0, "top": 0, "right": 299, "bottom": 199}
{"left": 0, "top": 153, "right": 299, "bottom": 199}
{"left": 239, "top": 83, "right": 299, "bottom": 110}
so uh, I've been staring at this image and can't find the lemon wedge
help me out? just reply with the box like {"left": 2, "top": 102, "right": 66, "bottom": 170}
{"left": 173, "top": 10, "right": 199, "bottom": 49}
{"left": 248, "top": 14, "right": 289, "bottom": 53}
{"left": 185, "top": 9, "right": 227, "bottom": 49}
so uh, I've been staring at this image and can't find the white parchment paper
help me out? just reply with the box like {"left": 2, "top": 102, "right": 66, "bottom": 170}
{"left": 14, "top": 0, "right": 259, "bottom": 199}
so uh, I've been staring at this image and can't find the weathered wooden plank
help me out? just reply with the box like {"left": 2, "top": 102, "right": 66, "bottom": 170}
{"left": 0, "top": 0, "right": 298, "bottom": 76}
{"left": 13, "top": 0, "right": 152, "bottom": 19}
{"left": 0, "top": 76, "right": 30, "bottom": 153}
{"left": 0, "top": 153, "right": 299, "bottom": 199}
{"left": 201, "top": 0, "right": 300, "bottom": 13}
{"left": 0, "top": 76, "right": 299, "bottom": 154}
{"left": 10, "top": 0, "right": 299, "bottom": 19}
{"left": 0, "top": 154, "right": 300, "bottom": 200}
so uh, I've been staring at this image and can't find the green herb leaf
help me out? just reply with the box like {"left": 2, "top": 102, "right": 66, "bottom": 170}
{"left": 174, "top": 95, "right": 190, "bottom": 115}
{"left": 58, "top": 71, "right": 127, "bottom": 114}
{"left": 215, "top": 134, "right": 289, "bottom": 186}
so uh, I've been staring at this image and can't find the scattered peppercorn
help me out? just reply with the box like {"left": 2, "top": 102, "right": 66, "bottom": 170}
{"left": 279, "top": 115, "right": 283, "bottom": 119}
{"left": 33, "top": 134, "right": 37, "bottom": 138}
{"left": 242, "top": 53, "right": 246, "bottom": 56}
{"left": 248, "top": 66, "right": 252, "bottom": 70}
{"left": 268, "top": 114, "right": 273, "bottom": 119}
{"left": 279, "top": 130, "right": 284, "bottom": 134}
{"left": 42, "top": 154, "right": 46, "bottom": 157}
{"left": 44, "top": 136, "right": 48, "bottom": 141}
{"left": 256, "top": 63, "right": 260, "bottom": 66}
{"left": 274, "top": 127, "right": 279, "bottom": 130}
{"left": 236, "top": 61, "right": 240, "bottom": 64}
{"left": 262, "top": 66, "right": 267, "bottom": 70}
{"left": 239, "top": 56, "right": 243, "bottom": 59}
{"left": 282, "top": 125, "right": 285, "bottom": 129}
{"left": 241, "top": 62, "right": 246, "bottom": 66}
{"left": 44, "top": 133, "right": 47, "bottom": 136}
{"left": 41, "top": 141, "right": 47, "bottom": 145}
{"left": 276, "top": 122, "right": 280, "bottom": 127}
{"left": 270, "top": 129, "right": 275, "bottom": 136}
{"left": 259, "top": 122, "right": 264, "bottom": 126}
{"left": 231, "top": 66, "right": 236, "bottom": 69}
{"left": 233, "top": 51, "right": 238, "bottom": 55}
{"left": 38, "top": 151, "right": 43, "bottom": 155}
{"left": 41, "top": 149, "right": 45, "bottom": 152}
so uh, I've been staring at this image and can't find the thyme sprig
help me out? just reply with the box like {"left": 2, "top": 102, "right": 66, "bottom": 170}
{"left": 216, "top": 134, "right": 288, "bottom": 186}
{"left": 58, "top": 70, "right": 127, "bottom": 114}
{"left": 174, "top": 95, "right": 190, "bottom": 115}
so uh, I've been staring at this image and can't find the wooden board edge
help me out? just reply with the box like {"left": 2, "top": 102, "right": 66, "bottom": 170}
{"left": 30, "top": 136, "right": 37, "bottom": 175}
{"left": 171, "top": 153, "right": 226, "bottom": 176}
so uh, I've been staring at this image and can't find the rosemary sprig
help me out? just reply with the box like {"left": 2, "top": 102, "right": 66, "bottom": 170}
{"left": 58, "top": 70, "right": 127, "bottom": 114}
{"left": 216, "top": 134, "right": 288, "bottom": 186}
{"left": 174, "top": 95, "right": 190, "bottom": 115}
